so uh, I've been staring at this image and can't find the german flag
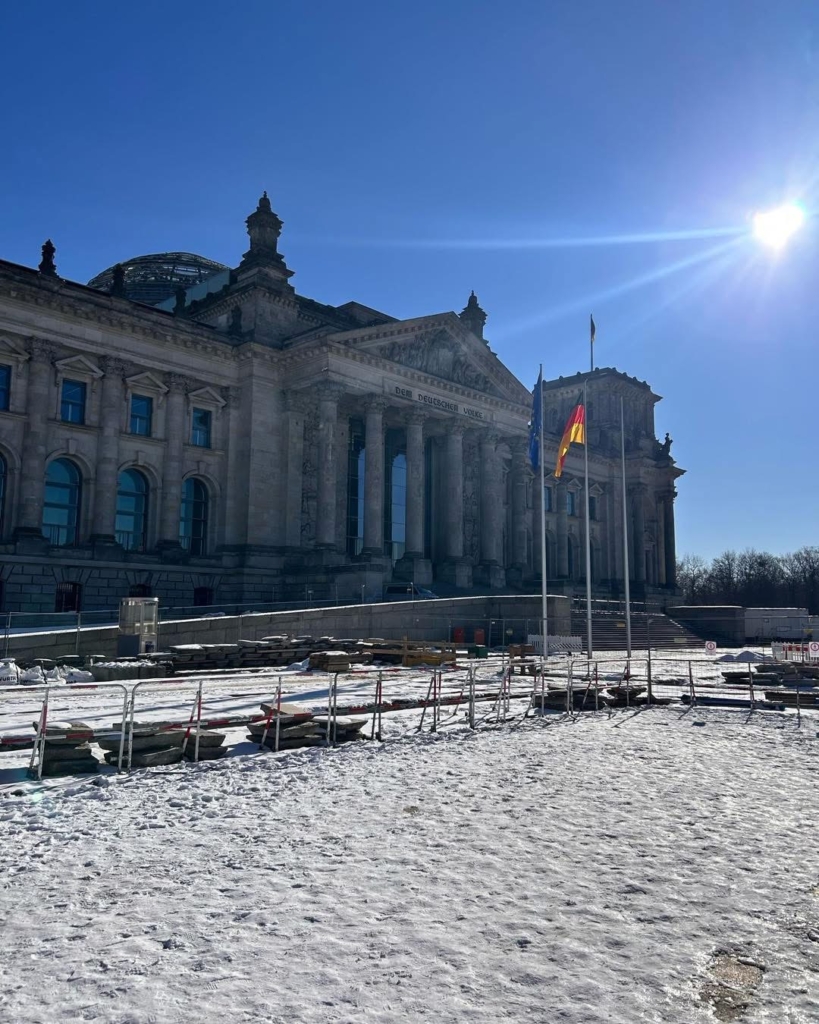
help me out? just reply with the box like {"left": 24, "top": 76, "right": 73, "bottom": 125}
{"left": 554, "top": 395, "right": 585, "bottom": 478}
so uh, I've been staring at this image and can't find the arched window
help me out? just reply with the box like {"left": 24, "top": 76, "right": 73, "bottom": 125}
{"left": 0, "top": 454, "right": 6, "bottom": 535}
{"left": 43, "top": 458, "right": 82, "bottom": 546}
{"left": 116, "top": 469, "right": 149, "bottom": 551}
{"left": 179, "top": 478, "right": 208, "bottom": 556}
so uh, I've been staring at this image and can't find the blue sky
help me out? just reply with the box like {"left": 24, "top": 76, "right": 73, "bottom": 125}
{"left": 2, "top": 0, "right": 817, "bottom": 560}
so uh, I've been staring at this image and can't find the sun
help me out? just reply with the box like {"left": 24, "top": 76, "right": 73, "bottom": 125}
{"left": 752, "top": 202, "right": 805, "bottom": 250}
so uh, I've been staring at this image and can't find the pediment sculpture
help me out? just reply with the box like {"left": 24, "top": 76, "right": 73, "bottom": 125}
{"left": 377, "top": 330, "right": 496, "bottom": 395}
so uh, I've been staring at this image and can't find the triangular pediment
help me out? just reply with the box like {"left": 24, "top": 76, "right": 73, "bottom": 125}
{"left": 54, "top": 354, "right": 103, "bottom": 378}
{"left": 188, "top": 385, "right": 226, "bottom": 408}
{"left": 125, "top": 371, "right": 168, "bottom": 394}
{"left": 0, "top": 333, "right": 30, "bottom": 362}
{"left": 339, "top": 314, "right": 530, "bottom": 404}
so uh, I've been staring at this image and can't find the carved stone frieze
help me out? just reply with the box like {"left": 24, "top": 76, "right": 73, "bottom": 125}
{"left": 376, "top": 330, "right": 496, "bottom": 395}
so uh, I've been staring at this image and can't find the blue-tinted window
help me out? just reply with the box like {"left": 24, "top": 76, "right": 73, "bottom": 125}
{"left": 589, "top": 495, "right": 597, "bottom": 521}
{"left": 43, "top": 458, "right": 82, "bottom": 546}
{"left": 179, "top": 478, "right": 208, "bottom": 555}
{"left": 567, "top": 490, "right": 576, "bottom": 516}
{"left": 0, "top": 365, "right": 11, "bottom": 411}
{"left": 116, "top": 469, "right": 149, "bottom": 551}
{"left": 61, "top": 379, "right": 87, "bottom": 424}
{"left": 130, "top": 394, "right": 153, "bottom": 436}
{"left": 191, "top": 408, "right": 211, "bottom": 447}
{"left": 543, "top": 485, "right": 553, "bottom": 512}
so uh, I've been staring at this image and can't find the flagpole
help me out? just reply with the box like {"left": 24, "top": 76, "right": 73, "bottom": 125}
{"left": 538, "top": 364, "right": 548, "bottom": 670}
{"left": 619, "top": 396, "right": 632, "bottom": 659}
{"left": 590, "top": 314, "right": 594, "bottom": 374}
{"left": 583, "top": 380, "right": 593, "bottom": 662}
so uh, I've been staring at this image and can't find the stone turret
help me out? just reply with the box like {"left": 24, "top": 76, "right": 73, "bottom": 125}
{"left": 459, "top": 290, "right": 487, "bottom": 340}
{"left": 238, "top": 192, "right": 294, "bottom": 290}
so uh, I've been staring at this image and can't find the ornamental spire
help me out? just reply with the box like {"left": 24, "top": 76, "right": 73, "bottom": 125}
{"left": 459, "top": 290, "right": 487, "bottom": 340}
{"left": 38, "top": 239, "right": 58, "bottom": 277}
{"left": 238, "top": 191, "right": 293, "bottom": 287}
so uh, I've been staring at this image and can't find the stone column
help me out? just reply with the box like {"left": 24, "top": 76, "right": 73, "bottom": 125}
{"left": 444, "top": 424, "right": 465, "bottom": 560}
{"left": 556, "top": 479, "right": 569, "bottom": 577}
{"left": 158, "top": 374, "right": 187, "bottom": 548}
{"left": 362, "top": 396, "right": 387, "bottom": 557}
{"left": 510, "top": 440, "right": 528, "bottom": 567}
{"left": 631, "top": 485, "right": 646, "bottom": 585}
{"left": 316, "top": 383, "right": 343, "bottom": 550}
{"left": 284, "top": 391, "right": 306, "bottom": 549}
{"left": 663, "top": 490, "right": 677, "bottom": 590}
{"left": 394, "top": 411, "right": 434, "bottom": 585}
{"left": 91, "top": 357, "right": 125, "bottom": 543}
{"left": 438, "top": 423, "right": 471, "bottom": 587}
{"left": 479, "top": 432, "right": 501, "bottom": 564}
{"left": 16, "top": 340, "right": 54, "bottom": 539}
{"left": 476, "top": 431, "right": 505, "bottom": 588}
{"left": 404, "top": 411, "right": 426, "bottom": 557}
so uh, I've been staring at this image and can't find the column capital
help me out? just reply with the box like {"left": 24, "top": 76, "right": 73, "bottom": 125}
{"left": 478, "top": 429, "right": 500, "bottom": 448}
{"left": 447, "top": 421, "right": 467, "bottom": 439}
{"left": 99, "top": 355, "right": 127, "bottom": 378}
{"left": 407, "top": 409, "right": 429, "bottom": 428}
{"left": 29, "top": 338, "right": 56, "bottom": 363}
{"left": 364, "top": 394, "right": 389, "bottom": 414}
{"left": 165, "top": 372, "right": 192, "bottom": 394}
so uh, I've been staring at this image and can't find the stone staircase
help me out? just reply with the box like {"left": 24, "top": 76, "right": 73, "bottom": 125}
{"left": 570, "top": 610, "right": 705, "bottom": 651}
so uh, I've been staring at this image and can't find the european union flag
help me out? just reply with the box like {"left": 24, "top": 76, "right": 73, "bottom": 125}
{"left": 528, "top": 368, "right": 542, "bottom": 470}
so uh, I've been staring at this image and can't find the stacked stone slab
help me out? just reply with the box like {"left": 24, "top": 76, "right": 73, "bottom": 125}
{"left": 104, "top": 722, "right": 227, "bottom": 767}
{"left": 34, "top": 721, "right": 99, "bottom": 776}
{"left": 247, "top": 700, "right": 367, "bottom": 749}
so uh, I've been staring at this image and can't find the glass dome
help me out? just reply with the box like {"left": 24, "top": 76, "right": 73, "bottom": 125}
{"left": 88, "top": 252, "right": 229, "bottom": 306}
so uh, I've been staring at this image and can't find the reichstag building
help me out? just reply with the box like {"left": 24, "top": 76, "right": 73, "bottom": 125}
{"left": 0, "top": 194, "right": 683, "bottom": 613}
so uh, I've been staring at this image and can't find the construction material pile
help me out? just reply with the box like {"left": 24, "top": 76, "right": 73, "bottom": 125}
{"left": 34, "top": 721, "right": 99, "bottom": 776}
{"left": 247, "top": 700, "right": 368, "bottom": 750}
{"left": 761, "top": 660, "right": 819, "bottom": 706}
{"left": 104, "top": 722, "right": 228, "bottom": 767}
{"left": 90, "top": 661, "right": 171, "bottom": 681}
{"left": 163, "top": 636, "right": 454, "bottom": 672}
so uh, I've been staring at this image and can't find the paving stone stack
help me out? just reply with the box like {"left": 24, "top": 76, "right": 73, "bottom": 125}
{"left": 34, "top": 721, "right": 99, "bottom": 776}
{"left": 247, "top": 700, "right": 368, "bottom": 749}
{"left": 98, "top": 722, "right": 229, "bottom": 767}
{"left": 308, "top": 650, "right": 352, "bottom": 672}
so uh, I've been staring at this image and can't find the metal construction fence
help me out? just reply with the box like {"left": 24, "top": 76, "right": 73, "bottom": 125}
{"left": 1, "top": 652, "right": 813, "bottom": 785}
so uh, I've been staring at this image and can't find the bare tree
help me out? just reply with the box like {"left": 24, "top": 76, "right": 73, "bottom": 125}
{"left": 676, "top": 553, "right": 709, "bottom": 602}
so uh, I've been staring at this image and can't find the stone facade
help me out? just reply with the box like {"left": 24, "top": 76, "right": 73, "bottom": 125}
{"left": 0, "top": 195, "right": 684, "bottom": 613}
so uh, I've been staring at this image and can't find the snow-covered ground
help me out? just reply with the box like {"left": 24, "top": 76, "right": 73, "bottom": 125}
{"left": 1, "top": 705, "right": 818, "bottom": 1023}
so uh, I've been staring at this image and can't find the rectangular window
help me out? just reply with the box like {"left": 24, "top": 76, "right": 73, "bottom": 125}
{"left": 61, "top": 379, "right": 87, "bottom": 424}
{"left": 567, "top": 491, "right": 576, "bottom": 516}
{"left": 589, "top": 495, "right": 597, "bottom": 521}
{"left": 193, "top": 586, "right": 213, "bottom": 607}
{"left": 543, "top": 485, "right": 552, "bottom": 512}
{"left": 191, "top": 407, "right": 212, "bottom": 447}
{"left": 130, "top": 394, "right": 153, "bottom": 436}
{"left": 0, "top": 365, "right": 11, "bottom": 411}
{"left": 55, "top": 581, "right": 82, "bottom": 613}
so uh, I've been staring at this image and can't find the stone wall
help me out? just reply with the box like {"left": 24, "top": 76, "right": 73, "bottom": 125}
{"left": 2, "top": 594, "right": 571, "bottom": 662}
